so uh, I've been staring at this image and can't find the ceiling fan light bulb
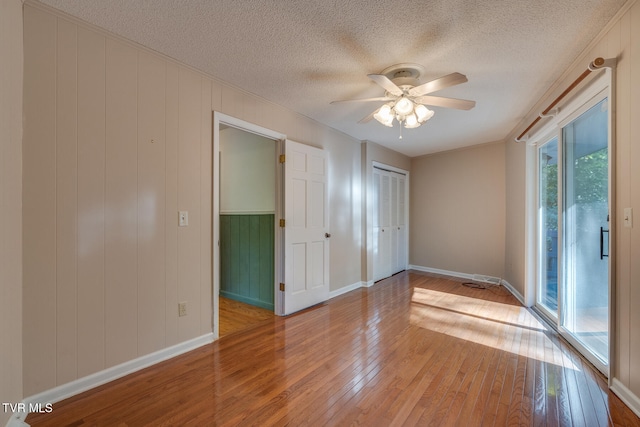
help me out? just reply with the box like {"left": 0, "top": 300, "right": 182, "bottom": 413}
{"left": 394, "top": 97, "right": 414, "bottom": 115}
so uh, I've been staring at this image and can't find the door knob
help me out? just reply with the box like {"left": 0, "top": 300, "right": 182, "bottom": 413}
{"left": 325, "top": 232, "right": 331, "bottom": 238}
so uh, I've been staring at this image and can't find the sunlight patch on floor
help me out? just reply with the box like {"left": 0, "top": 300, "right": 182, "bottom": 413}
{"left": 409, "top": 287, "right": 578, "bottom": 369}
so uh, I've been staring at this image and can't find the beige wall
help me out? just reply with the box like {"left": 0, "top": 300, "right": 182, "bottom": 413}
{"left": 410, "top": 142, "right": 506, "bottom": 279}
{"left": 0, "top": 0, "right": 24, "bottom": 423}
{"left": 504, "top": 140, "right": 527, "bottom": 298}
{"left": 504, "top": 1, "right": 640, "bottom": 406}
{"left": 361, "top": 141, "right": 412, "bottom": 282}
{"left": 220, "top": 127, "right": 276, "bottom": 213}
{"left": 22, "top": 3, "right": 362, "bottom": 397}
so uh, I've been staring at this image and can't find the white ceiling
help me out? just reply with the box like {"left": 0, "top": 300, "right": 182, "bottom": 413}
{"left": 38, "top": 0, "right": 626, "bottom": 157}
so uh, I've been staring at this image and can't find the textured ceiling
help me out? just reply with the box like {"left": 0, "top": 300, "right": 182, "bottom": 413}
{"left": 38, "top": 0, "right": 626, "bottom": 157}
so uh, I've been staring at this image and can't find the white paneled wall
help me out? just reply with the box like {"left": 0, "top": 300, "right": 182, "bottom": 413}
{"left": 22, "top": 3, "right": 362, "bottom": 397}
{"left": 55, "top": 17, "right": 78, "bottom": 385}
{"left": 137, "top": 51, "right": 167, "bottom": 359}
{"left": 505, "top": 1, "right": 640, "bottom": 412}
{"left": 562, "top": 3, "right": 640, "bottom": 404}
{"left": 0, "top": 0, "right": 24, "bottom": 424}
{"left": 22, "top": 6, "right": 212, "bottom": 396}
{"left": 23, "top": 6, "right": 57, "bottom": 394}
{"left": 76, "top": 23, "right": 106, "bottom": 380}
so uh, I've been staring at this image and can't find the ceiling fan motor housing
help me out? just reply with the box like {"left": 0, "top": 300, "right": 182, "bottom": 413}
{"left": 381, "top": 63, "right": 426, "bottom": 89}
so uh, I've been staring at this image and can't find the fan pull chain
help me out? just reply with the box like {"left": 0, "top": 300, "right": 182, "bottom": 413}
{"left": 399, "top": 123, "right": 403, "bottom": 140}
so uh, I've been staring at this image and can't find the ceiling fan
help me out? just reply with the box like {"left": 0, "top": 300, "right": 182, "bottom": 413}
{"left": 331, "top": 63, "right": 475, "bottom": 136}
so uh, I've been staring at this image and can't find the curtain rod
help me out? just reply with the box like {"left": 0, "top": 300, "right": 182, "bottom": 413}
{"left": 515, "top": 57, "right": 616, "bottom": 142}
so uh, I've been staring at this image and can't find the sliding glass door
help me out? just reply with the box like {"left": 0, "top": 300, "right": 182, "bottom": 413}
{"left": 538, "top": 137, "right": 559, "bottom": 316}
{"left": 561, "top": 97, "right": 609, "bottom": 367}
{"left": 536, "top": 92, "right": 610, "bottom": 374}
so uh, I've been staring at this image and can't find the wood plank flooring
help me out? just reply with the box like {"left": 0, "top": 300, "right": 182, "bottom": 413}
{"left": 219, "top": 296, "right": 275, "bottom": 337}
{"left": 26, "top": 271, "right": 640, "bottom": 426}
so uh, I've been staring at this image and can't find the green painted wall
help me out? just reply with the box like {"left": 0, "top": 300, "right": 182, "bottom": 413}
{"left": 220, "top": 214, "right": 274, "bottom": 310}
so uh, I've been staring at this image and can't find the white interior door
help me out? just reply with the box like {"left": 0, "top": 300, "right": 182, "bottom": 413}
{"left": 283, "top": 140, "right": 329, "bottom": 315}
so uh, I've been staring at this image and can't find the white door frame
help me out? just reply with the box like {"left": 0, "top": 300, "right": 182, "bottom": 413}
{"left": 212, "top": 112, "right": 286, "bottom": 337}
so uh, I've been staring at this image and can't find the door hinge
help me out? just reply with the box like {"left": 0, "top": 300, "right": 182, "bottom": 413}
{"left": 279, "top": 283, "right": 285, "bottom": 291}
{"left": 279, "top": 219, "right": 285, "bottom": 227}
{"left": 279, "top": 154, "right": 286, "bottom": 163}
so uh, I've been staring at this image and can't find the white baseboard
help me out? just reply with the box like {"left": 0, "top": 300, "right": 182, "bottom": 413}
{"left": 5, "top": 413, "right": 29, "bottom": 427}
{"left": 408, "top": 265, "right": 525, "bottom": 304}
{"left": 329, "top": 281, "right": 366, "bottom": 299}
{"left": 408, "top": 265, "right": 475, "bottom": 281}
{"left": 499, "top": 279, "right": 525, "bottom": 305}
{"left": 326, "top": 279, "right": 380, "bottom": 300}
{"left": 17, "top": 333, "right": 215, "bottom": 422}
{"left": 611, "top": 378, "right": 640, "bottom": 418}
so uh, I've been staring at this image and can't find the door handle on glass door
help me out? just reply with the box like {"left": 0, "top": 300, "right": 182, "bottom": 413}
{"left": 600, "top": 227, "right": 609, "bottom": 259}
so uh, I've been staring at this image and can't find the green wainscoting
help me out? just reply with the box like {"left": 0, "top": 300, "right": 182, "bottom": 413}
{"left": 220, "top": 214, "right": 274, "bottom": 310}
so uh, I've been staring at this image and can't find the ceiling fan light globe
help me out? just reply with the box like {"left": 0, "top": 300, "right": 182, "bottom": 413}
{"left": 375, "top": 115, "right": 394, "bottom": 127}
{"left": 414, "top": 104, "right": 431, "bottom": 122}
{"left": 405, "top": 113, "right": 419, "bottom": 128}
{"left": 374, "top": 104, "right": 394, "bottom": 127}
{"left": 420, "top": 110, "right": 435, "bottom": 123}
{"left": 394, "top": 97, "right": 414, "bottom": 116}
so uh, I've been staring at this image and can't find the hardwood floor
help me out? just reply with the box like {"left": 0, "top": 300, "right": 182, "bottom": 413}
{"left": 26, "top": 271, "right": 640, "bottom": 426}
{"left": 219, "top": 296, "right": 275, "bottom": 337}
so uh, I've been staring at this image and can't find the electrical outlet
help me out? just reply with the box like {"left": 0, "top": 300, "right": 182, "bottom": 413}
{"left": 178, "top": 302, "right": 187, "bottom": 317}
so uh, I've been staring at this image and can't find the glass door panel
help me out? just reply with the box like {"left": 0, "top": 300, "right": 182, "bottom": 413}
{"left": 562, "top": 98, "right": 609, "bottom": 366}
{"left": 538, "top": 138, "right": 559, "bottom": 315}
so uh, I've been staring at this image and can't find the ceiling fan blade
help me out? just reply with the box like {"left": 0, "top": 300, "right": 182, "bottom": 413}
{"left": 358, "top": 110, "right": 377, "bottom": 124}
{"left": 367, "top": 74, "right": 403, "bottom": 96}
{"left": 330, "top": 96, "right": 394, "bottom": 104}
{"left": 408, "top": 72, "right": 468, "bottom": 97}
{"left": 414, "top": 95, "right": 476, "bottom": 110}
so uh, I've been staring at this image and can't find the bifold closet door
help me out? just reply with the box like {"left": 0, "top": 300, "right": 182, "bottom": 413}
{"left": 373, "top": 168, "right": 407, "bottom": 282}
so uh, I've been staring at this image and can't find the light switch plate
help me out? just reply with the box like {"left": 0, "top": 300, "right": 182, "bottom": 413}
{"left": 179, "top": 211, "right": 188, "bottom": 227}
{"left": 624, "top": 207, "right": 633, "bottom": 228}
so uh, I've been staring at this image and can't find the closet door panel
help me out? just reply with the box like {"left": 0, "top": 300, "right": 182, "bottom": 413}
{"left": 397, "top": 176, "right": 407, "bottom": 271}
{"left": 390, "top": 175, "right": 399, "bottom": 274}
{"left": 373, "top": 167, "right": 408, "bottom": 282}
